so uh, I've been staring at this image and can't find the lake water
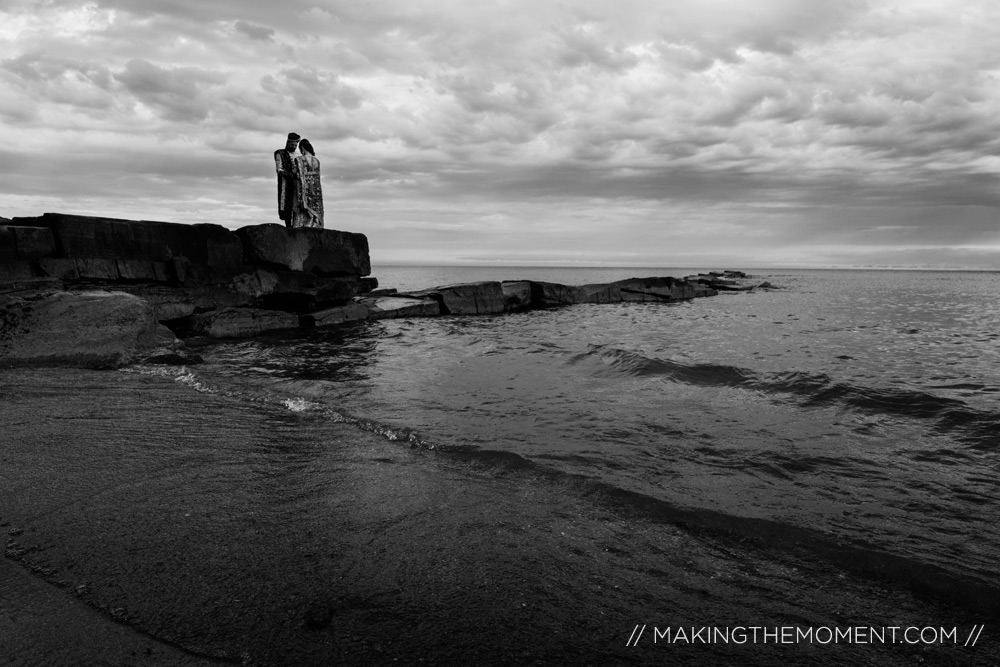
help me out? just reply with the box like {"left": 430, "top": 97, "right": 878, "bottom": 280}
{"left": 137, "top": 267, "right": 1000, "bottom": 592}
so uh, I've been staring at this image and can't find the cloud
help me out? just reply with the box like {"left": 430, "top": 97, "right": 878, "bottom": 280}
{"left": 0, "top": 0, "right": 999, "bottom": 267}
{"left": 233, "top": 20, "right": 274, "bottom": 42}
{"left": 264, "top": 67, "right": 364, "bottom": 112}
{"left": 114, "top": 58, "right": 227, "bottom": 121}
{"left": 1, "top": 52, "right": 118, "bottom": 118}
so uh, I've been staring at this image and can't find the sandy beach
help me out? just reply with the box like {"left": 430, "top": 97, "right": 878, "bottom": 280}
{"left": 1, "top": 367, "right": 995, "bottom": 666}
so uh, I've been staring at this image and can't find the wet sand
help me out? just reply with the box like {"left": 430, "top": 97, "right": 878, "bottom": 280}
{"left": 1, "top": 369, "right": 996, "bottom": 666}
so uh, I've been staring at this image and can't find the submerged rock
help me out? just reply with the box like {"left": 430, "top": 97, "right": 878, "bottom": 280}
{"left": 0, "top": 290, "right": 158, "bottom": 369}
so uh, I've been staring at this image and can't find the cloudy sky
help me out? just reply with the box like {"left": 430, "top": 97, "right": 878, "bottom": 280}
{"left": 2, "top": 0, "right": 999, "bottom": 268}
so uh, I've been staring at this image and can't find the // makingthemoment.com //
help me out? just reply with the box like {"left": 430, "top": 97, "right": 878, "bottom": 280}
{"left": 625, "top": 625, "right": 986, "bottom": 647}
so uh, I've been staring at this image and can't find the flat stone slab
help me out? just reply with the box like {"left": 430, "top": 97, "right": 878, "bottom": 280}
{"left": 300, "top": 302, "right": 369, "bottom": 328}
{"left": 359, "top": 296, "right": 441, "bottom": 319}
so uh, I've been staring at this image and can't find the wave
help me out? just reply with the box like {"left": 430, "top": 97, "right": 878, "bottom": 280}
{"left": 579, "top": 346, "right": 1000, "bottom": 450}
{"left": 122, "top": 362, "right": 1000, "bottom": 615}
{"left": 124, "top": 365, "right": 430, "bottom": 449}
{"left": 429, "top": 444, "right": 1000, "bottom": 615}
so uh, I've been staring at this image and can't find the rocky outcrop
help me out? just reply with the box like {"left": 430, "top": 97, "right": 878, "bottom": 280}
{"left": 2, "top": 212, "right": 372, "bottom": 289}
{"left": 0, "top": 213, "right": 375, "bottom": 345}
{"left": 0, "top": 290, "right": 159, "bottom": 369}
{"left": 500, "top": 276, "right": 710, "bottom": 312}
{"left": 0, "top": 212, "right": 759, "bottom": 346}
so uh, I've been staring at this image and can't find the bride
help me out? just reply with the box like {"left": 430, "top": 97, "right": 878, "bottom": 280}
{"left": 291, "top": 138, "right": 324, "bottom": 229}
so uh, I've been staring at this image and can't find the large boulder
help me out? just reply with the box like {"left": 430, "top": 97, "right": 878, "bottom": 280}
{"left": 0, "top": 290, "right": 159, "bottom": 369}
{"left": 235, "top": 224, "right": 370, "bottom": 277}
{"left": 185, "top": 308, "right": 298, "bottom": 338}
{"left": 404, "top": 281, "right": 506, "bottom": 315}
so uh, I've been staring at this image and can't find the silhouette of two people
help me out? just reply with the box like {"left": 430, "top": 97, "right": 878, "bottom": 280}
{"left": 274, "top": 132, "right": 324, "bottom": 228}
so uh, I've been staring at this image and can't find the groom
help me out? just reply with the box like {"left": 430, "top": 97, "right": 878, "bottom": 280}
{"left": 274, "top": 132, "right": 300, "bottom": 226}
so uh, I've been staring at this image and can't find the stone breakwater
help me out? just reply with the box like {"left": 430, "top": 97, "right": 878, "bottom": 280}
{"left": 0, "top": 213, "right": 759, "bottom": 368}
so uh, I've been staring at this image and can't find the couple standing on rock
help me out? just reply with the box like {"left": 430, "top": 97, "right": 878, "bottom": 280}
{"left": 274, "top": 132, "right": 324, "bottom": 229}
